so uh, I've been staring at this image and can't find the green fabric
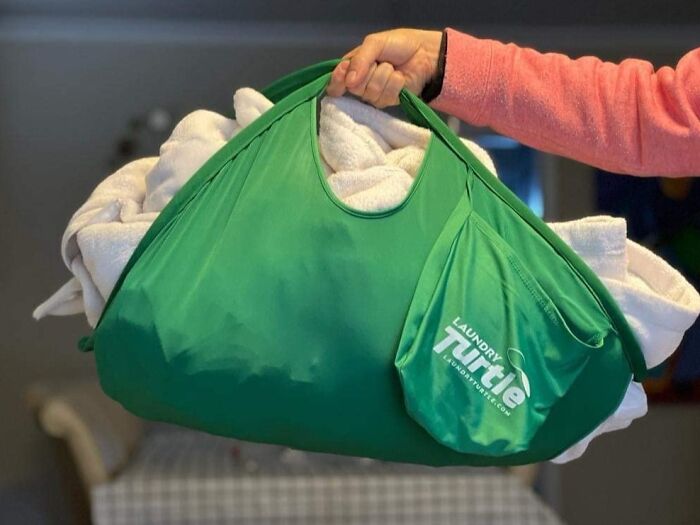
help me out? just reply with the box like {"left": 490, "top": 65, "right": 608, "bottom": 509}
{"left": 80, "top": 59, "right": 646, "bottom": 466}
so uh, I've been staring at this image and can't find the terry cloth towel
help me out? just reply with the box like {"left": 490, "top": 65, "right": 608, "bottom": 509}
{"left": 143, "top": 89, "right": 273, "bottom": 213}
{"left": 33, "top": 90, "right": 700, "bottom": 464}
{"left": 548, "top": 216, "right": 700, "bottom": 462}
{"left": 33, "top": 157, "right": 159, "bottom": 327}
{"left": 549, "top": 217, "right": 700, "bottom": 371}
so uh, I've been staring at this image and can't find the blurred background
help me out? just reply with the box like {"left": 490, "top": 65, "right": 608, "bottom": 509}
{"left": 1, "top": 1, "right": 699, "bottom": 524}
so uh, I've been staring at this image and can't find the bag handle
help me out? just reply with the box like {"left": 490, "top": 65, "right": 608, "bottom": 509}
{"left": 262, "top": 59, "right": 500, "bottom": 182}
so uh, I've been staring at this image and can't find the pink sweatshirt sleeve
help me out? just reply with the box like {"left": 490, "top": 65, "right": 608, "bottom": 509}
{"left": 430, "top": 28, "right": 700, "bottom": 177}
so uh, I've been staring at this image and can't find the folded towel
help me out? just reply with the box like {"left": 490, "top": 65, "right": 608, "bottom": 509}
{"left": 549, "top": 217, "right": 700, "bottom": 370}
{"left": 549, "top": 215, "right": 700, "bottom": 462}
{"left": 548, "top": 216, "right": 628, "bottom": 281}
{"left": 606, "top": 240, "right": 700, "bottom": 369}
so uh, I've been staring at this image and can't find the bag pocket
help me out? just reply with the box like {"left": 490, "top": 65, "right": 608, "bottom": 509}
{"left": 395, "top": 195, "right": 611, "bottom": 457}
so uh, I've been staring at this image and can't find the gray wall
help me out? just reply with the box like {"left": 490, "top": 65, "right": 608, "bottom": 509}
{"left": 3, "top": 0, "right": 700, "bottom": 26}
{"left": 558, "top": 405, "right": 700, "bottom": 525}
{"left": 1, "top": 4, "right": 699, "bottom": 524}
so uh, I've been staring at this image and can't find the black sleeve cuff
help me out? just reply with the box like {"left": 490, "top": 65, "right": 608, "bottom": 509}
{"left": 420, "top": 30, "right": 448, "bottom": 104}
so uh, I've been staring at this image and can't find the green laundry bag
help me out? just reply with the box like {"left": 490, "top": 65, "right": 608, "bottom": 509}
{"left": 79, "top": 59, "right": 647, "bottom": 466}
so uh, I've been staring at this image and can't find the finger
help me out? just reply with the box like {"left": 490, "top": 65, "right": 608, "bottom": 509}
{"left": 348, "top": 62, "right": 377, "bottom": 97}
{"left": 329, "top": 48, "right": 358, "bottom": 96}
{"left": 362, "top": 62, "right": 394, "bottom": 106}
{"left": 342, "top": 45, "right": 361, "bottom": 59}
{"left": 375, "top": 71, "right": 405, "bottom": 108}
{"left": 326, "top": 60, "right": 350, "bottom": 97}
{"left": 346, "top": 33, "right": 386, "bottom": 87}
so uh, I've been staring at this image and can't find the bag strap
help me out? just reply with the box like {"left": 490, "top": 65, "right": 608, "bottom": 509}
{"left": 263, "top": 59, "right": 343, "bottom": 103}
{"left": 261, "top": 59, "right": 508, "bottom": 182}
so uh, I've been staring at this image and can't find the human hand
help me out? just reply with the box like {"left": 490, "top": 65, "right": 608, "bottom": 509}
{"left": 326, "top": 28, "right": 442, "bottom": 108}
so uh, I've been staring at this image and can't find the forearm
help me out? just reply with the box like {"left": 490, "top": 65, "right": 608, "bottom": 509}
{"left": 430, "top": 28, "right": 700, "bottom": 177}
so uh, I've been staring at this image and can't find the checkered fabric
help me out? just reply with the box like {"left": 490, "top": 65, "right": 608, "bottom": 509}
{"left": 92, "top": 426, "right": 563, "bottom": 525}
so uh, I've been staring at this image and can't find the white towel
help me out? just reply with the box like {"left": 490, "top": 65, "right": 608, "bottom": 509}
{"left": 144, "top": 89, "right": 273, "bottom": 213}
{"left": 143, "top": 110, "right": 239, "bottom": 213}
{"left": 606, "top": 240, "right": 700, "bottom": 369}
{"left": 33, "top": 89, "right": 700, "bottom": 464}
{"left": 549, "top": 216, "right": 700, "bottom": 462}
{"left": 39, "top": 157, "right": 159, "bottom": 326}
{"left": 549, "top": 217, "right": 700, "bottom": 373}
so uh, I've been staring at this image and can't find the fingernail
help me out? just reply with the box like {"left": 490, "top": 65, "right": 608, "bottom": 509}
{"left": 347, "top": 71, "right": 357, "bottom": 84}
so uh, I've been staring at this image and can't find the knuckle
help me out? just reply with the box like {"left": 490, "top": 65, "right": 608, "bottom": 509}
{"left": 378, "top": 93, "right": 393, "bottom": 107}
{"left": 348, "top": 85, "right": 364, "bottom": 97}
{"left": 365, "top": 83, "right": 381, "bottom": 99}
{"left": 379, "top": 92, "right": 395, "bottom": 108}
{"left": 363, "top": 94, "right": 379, "bottom": 106}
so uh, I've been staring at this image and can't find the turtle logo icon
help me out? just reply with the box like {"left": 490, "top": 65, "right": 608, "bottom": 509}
{"left": 506, "top": 348, "right": 531, "bottom": 398}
